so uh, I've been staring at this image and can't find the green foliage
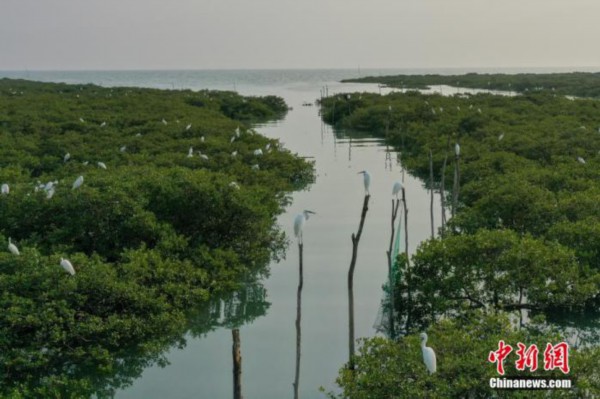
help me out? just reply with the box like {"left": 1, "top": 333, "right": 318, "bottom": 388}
{"left": 327, "top": 313, "right": 600, "bottom": 398}
{"left": 0, "top": 79, "right": 313, "bottom": 397}
{"left": 343, "top": 72, "right": 600, "bottom": 98}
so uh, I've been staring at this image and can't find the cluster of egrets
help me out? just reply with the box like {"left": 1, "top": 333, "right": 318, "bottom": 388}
{"left": 293, "top": 169, "right": 437, "bottom": 374}
{"left": 6, "top": 237, "right": 76, "bottom": 276}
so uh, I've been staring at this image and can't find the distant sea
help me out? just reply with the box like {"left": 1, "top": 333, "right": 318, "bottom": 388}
{"left": 1, "top": 67, "right": 599, "bottom": 92}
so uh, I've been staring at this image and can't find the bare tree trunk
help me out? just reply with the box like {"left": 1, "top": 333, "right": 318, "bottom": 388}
{"left": 293, "top": 243, "right": 303, "bottom": 399}
{"left": 429, "top": 149, "right": 434, "bottom": 238}
{"left": 232, "top": 329, "right": 243, "bottom": 399}
{"left": 453, "top": 153, "right": 460, "bottom": 219}
{"left": 386, "top": 199, "right": 401, "bottom": 339}
{"left": 440, "top": 153, "right": 448, "bottom": 234}
{"left": 348, "top": 195, "right": 370, "bottom": 370}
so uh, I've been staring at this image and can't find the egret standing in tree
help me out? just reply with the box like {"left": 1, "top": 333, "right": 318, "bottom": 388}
{"left": 1, "top": 184, "right": 9, "bottom": 195}
{"left": 358, "top": 170, "right": 371, "bottom": 196}
{"left": 97, "top": 162, "right": 107, "bottom": 170}
{"left": 72, "top": 176, "right": 84, "bottom": 190}
{"left": 60, "top": 258, "right": 76, "bottom": 275}
{"left": 420, "top": 333, "right": 437, "bottom": 374}
{"left": 64, "top": 153, "right": 71, "bottom": 163}
{"left": 294, "top": 210, "right": 315, "bottom": 245}
{"left": 7, "top": 238, "right": 19, "bottom": 256}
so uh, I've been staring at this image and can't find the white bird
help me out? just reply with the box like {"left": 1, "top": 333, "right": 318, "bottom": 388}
{"left": 420, "top": 333, "right": 437, "bottom": 374}
{"left": 82, "top": 161, "right": 89, "bottom": 166}
{"left": 294, "top": 210, "right": 316, "bottom": 244}
{"left": 251, "top": 164, "right": 260, "bottom": 170}
{"left": 79, "top": 117, "right": 85, "bottom": 123}
{"left": 498, "top": 133, "right": 504, "bottom": 141}
{"left": 1, "top": 184, "right": 9, "bottom": 195}
{"left": 44, "top": 181, "right": 54, "bottom": 191}
{"left": 186, "top": 124, "right": 192, "bottom": 131}
{"left": 135, "top": 133, "right": 142, "bottom": 137}
{"left": 100, "top": 121, "right": 106, "bottom": 127}
{"left": 230, "top": 136, "right": 236, "bottom": 143}
{"left": 455, "top": 143, "right": 461, "bottom": 157}
{"left": 392, "top": 181, "right": 403, "bottom": 198}
{"left": 199, "top": 154, "right": 209, "bottom": 161}
{"left": 161, "top": 118, "right": 168, "bottom": 125}
{"left": 201, "top": 136, "right": 205, "bottom": 143}
{"left": 60, "top": 258, "right": 76, "bottom": 276}
{"left": 577, "top": 157, "right": 586, "bottom": 164}
{"left": 7, "top": 238, "right": 19, "bottom": 256}
{"left": 265, "top": 143, "right": 271, "bottom": 151}
{"left": 477, "top": 108, "right": 482, "bottom": 114}
{"left": 72, "top": 175, "right": 84, "bottom": 190}
{"left": 254, "top": 149, "right": 263, "bottom": 156}
{"left": 358, "top": 170, "right": 371, "bottom": 195}
{"left": 187, "top": 147, "right": 194, "bottom": 158}
{"left": 235, "top": 127, "right": 241, "bottom": 137}
{"left": 46, "top": 187, "right": 55, "bottom": 199}
{"left": 456, "top": 106, "right": 461, "bottom": 111}
{"left": 97, "top": 162, "right": 107, "bottom": 170}
{"left": 229, "top": 182, "right": 240, "bottom": 190}
{"left": 120, "top": 145, "right": 127, "bottom": 153}
{"left": 64, "top": 153, "right": 71, "bottom": 163}
{"left": 231, "top": 151, "right": 238, "bottom": 157}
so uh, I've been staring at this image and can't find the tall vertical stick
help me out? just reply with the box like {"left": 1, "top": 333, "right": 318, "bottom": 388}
{"left": 232, "top": 329, "right": 243, "bottom": 399}
{"left": 293, "top": 243, "right": 303, "bottom": 399}
{"left": 453, "top": 149, "right": 460, "bottom": 219}
{"left": 386, "top": 199, "right": 401, "bottom": 339}
{"left": 348, "top": 195, "right": 370, "bottom": 370}
{"left": 402, "top": 188, "right": 411, "bottom": 331}
{"left": 429, "top": 150, "right": 435, "bottom": 238}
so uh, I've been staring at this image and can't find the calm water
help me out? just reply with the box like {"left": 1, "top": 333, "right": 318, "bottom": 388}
{"left": 1, "top": 69, "right": 596, "bottom": 398}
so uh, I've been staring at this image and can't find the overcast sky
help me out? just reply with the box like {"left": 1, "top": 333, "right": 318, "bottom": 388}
{"left": 1, "top": 0, "right": 599, "bottom": 70}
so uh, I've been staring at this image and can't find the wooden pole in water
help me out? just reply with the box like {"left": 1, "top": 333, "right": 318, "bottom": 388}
{"left": 402, "top": 188, "right": 411, "bottom": 331}
{"left": 232, "top": 329, "right": 243, "bottom": 399}
{"left": 293, "top": 243, "right": 303, "bottom": 399}
{"left": 386, "top": 199, "right": 401, "bottom": 339}
{"left": 429, "top": 149, "right": 435, "bottom": 238}
{"left": 348, "top": 194, "right": 370, "bottom": 370}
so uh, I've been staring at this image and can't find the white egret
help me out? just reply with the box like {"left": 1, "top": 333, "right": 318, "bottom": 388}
{"left": 199, "top": 154, "right": 209, "bottom": 161}
{"left": 82, "top": 161, "right": 89, "bottom": 166}
{"left": 7, "top": 238, "right": 19, "bottom": 256}
{"left": 294, "top": 210, "right": 316, "bottom": 244}
{"left": 1, "top": 184, "right": 9, "bottom": 195}
{"left": 161, "top": 118, "right": 168, "bottom": 125}
{"left": 420, "top": 333, "right": 437, "bottom": 374}
{"left": 498, "top": 133, "right": 504, "bottom": 141}
{"left": 186, "top": 123, "right": 192, "bottom": 131}
{"left": 455, "top": 143, "right": 461, "bottom": 157}
{"left": 201, "top": 136, "right": 205, "bottom": 143}
{"left": 120, "top": 145, "right": 127, "bottom": 153}
{"left": 456, "top": 106, "right": 461, "bottom": 111}
{"left": 64, "top": 153, "right": 71, "bottom": 163}
{"left": 187, "top": 147, "right": 194, "bottom": 158}
{"left": 60, "top": 258, "right": 76, "bottom": 276}
{"left": 229, "top": 182, "right": 240, "bottom": 189}
{"left": 72, "top": 175, "right": 84, "bottom": 190}
{"left": 44, "top": 181, "right": 54, "bottom": 191}
{"left": 477, "top": 108, "right": 482, "bottom": 114}
{"left": 135, "top": 133, "right": 142, "bottom": 137}
{"left": 235, "top": 127, "right": 240, "bottom": 137}
{"left": 97, "top": 162, "right": 107, "bottom": 169}
{"left": 251, "top": 164, "right": 260, "bottom": 170}
{"left": 100, "top": 121, "right": 106, "bottom": 127}
{"left": 254, "top": 149, "right": 263, "bottom": 156}
{"left": 231, "top": 151, "right": 238, "bottom": 157}
{"left": 392, "top": 181, "right": 403, "bottom": 198}
{"left": 230, "top": 136, "right": 236, "bottom": 143}
{"left": 46, "top": 187, "right": 55, "bottom": 199}
{"left": 578, "top": 157, "right": 586, "bottom": 164}
{"left": 358, "top": 170, "right": 371, "bottom": 195}
{"left": 265, "top": 143, "right": 271, "bottom": 151}
{"left": 79, "top": 117, "right": 85, "bottom": 123}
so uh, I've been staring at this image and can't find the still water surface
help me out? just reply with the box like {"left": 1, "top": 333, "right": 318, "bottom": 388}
{"left": 3, "top": 69, "right": 594, "bottom": 398}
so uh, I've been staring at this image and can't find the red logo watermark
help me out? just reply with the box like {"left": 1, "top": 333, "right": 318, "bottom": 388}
{"left": 488, "top": 341, "right": 570, "bottom": 375}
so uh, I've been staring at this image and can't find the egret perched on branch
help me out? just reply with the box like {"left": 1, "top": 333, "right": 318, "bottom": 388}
{"left": 455, "top": 143, "right": 461, "bottom": 157}
{"left": 64, "top": 153, "right": 71, "bottom": 163}
{"left": 201, "top": 136, "right": 205, "bottom": 143}
{"left": 358, "top": 170, "right": 371, "bottom": 196}
{"left": 100, "top": 121, "right": 106, "bottom": 128}
{"left": 235, "top": 127, "right": 241, "bottom": 137}
{"left": 72, "top": 176, "right": 84, "bottom": 190}
{"left": 229, "top": 182, "right": 240, "bottom": 190}
{"left": 7, "top": 238, "right": 19, "bottom": 256}
{"left": 392, "top": 181, "right": 403, "bottom": 198}
{"left": 1, "top": 184, "right": 9, "bottom": 195}
{"left": 120, "top": 145, "right": 127, "bottom": 153}
{"left": 254, "top": 149, "right": 263, "bottom": 156}
{"left": 498, "top": 133, "right": 504, "bottom": 141}
{"left": 577, "top": 157, "right": 586, "bottom": 164}
{"left": 60, "top": 258, "right": 76, "bottom": 276}
{"left": 294, "top": 210, "right": 316, "bottom": 244}
{"left": 161, "top": 118, "right": 168, "bottom": 125}
{"left": 420, "top": 333, "right": 437, "bottom": 374}
{"left": 187, "top": 147, "right": 194, "bottom": 158}
{"left": 186, "top": 124, "right": 192, "bottom": 131}
{"left": 251, "top": 164, "right": 260, "bottom": 170}
{"left": 97, "top": 162, "right": 107, "bottom": 170}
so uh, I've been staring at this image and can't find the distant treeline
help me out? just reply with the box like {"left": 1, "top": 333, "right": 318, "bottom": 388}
{"left": 343, "top": 72, "right": 600, "bottom": 98}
